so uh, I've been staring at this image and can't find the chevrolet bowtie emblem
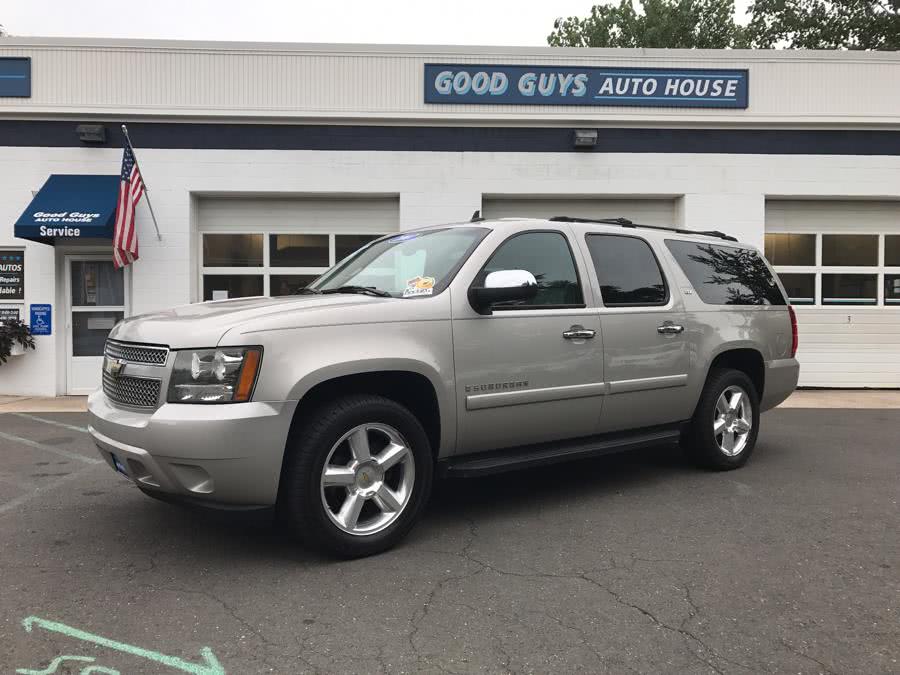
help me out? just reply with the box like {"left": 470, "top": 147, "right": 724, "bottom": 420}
{"left": 104, "top": 357, "right": 125, "bottom": 378}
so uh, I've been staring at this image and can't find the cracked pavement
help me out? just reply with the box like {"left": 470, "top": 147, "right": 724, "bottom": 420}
{"left": 0, "top": 408, "right": 898, "bottom": 674}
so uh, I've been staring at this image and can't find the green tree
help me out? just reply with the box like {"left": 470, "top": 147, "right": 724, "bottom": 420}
{"left": 746, "top": 0, "right": 900, "bottom": 49}
{"left": 548, "top": 0, "right": 900, "bottom": 50}
{"left": 548, "top": 0, "right": 746, "bottom": 49}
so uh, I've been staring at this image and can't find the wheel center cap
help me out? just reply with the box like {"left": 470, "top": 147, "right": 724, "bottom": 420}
{"left": 355, "top": 463, "right": 382, "bottom": 491}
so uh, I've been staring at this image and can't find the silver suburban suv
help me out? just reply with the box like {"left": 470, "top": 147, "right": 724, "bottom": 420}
{"left": 88, "top": 216, "right": 799, "bottom": 557}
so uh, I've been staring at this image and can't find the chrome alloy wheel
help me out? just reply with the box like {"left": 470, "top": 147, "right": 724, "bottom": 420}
{"left": 714, "top": 385, "right": 752, "bottom": 457}
{"left": 320, "top": 423, "right": 415, "bottom": 536}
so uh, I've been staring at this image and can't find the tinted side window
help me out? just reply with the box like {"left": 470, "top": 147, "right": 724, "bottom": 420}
{"left": 586, "top": 234, "right": 668, "bottom": 306}
{"left": 665, "top": 239, "right": 786, "bottom": 306}
{"left": 478, "top": 231, "right": 583, "bottom": 308}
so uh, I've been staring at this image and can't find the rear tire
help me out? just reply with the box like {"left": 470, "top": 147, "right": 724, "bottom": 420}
{"left": 279, "top": 394, "right": 433, "bottom": 558}
{"left": 682, "top": 368, "right": 760, "bottom": 470}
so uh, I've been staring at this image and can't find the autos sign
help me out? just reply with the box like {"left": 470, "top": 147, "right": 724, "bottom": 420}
{"left": 424, "top": 64, "right": 748, "bottom": 109}
{"left": 0, "top": 251, "right": 24, "bottom": 301}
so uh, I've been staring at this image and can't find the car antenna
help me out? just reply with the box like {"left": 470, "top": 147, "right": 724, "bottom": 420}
{"left": 470, "top": 210, "right": 485, "bottom": 222}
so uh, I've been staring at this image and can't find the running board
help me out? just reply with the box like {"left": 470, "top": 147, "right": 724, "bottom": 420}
{"left": 440, "top": 425, "right": 683, "bottom": 478}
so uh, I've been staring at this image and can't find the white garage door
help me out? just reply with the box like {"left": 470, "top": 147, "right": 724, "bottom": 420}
{"left": 197, "top": 196, "right": 399, "bottom": 300}
{"left": 482, "top": 198, "right": 676, "bottom": 226}
{"left": 765, "top": 200, "right": 900, "bottom": 388}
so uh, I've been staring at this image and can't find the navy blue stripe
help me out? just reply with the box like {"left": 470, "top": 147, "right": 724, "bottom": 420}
{"left": 0, "top": 120, "right": 899, "bottom": 155}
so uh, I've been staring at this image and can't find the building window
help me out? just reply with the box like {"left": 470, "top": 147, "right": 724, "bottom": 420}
{"left": 769, "top": 233, "right": 900, "bottom": 307}
{"left": 777, "top": 273, "right": 815, "bottom": 305}
{"left": 822, "top": 234, "right": 878, "bottom": 266}
{"left": 269, "top": 234, "right": 329, "bottom": 267}
{"left": 885, "top": 275, "right": 900, "bottom": 305}
{"left": 336, "top": 234, "right": 382, "bottom": 262}
{"left": 885, "top": 236, "right": 900, "bottom": 267}
{"left": 822, "top": 274, "right": 877, "bottom": 305}
{"left": 200, "top": 232, "right": 384, "bottom": 301}
{"left": 203, "top": 275, "right": 264, "bottom": 302}
{"left": 203, "top": 234, "right": 263, "bottom": 267}
{"left": 764, "top": 233, "right": 815, "bottom": 266}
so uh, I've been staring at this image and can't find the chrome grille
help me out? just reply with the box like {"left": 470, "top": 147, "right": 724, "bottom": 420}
{"left": 105, "top": 339, "right": 169, "bottom": 366}
{"left": 102, "top": 372, "right": 162, "bottom": 408}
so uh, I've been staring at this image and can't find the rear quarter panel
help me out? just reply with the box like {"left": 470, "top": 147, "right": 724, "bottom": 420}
{"left": 657, "top": 238, "right": 795, "bottom": 411}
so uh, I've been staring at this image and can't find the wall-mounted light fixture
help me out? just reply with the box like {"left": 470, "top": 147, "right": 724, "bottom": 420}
{"left": 573, "top": 129, "right": 598, "bottom": 149}
{"left": 76, "top": 124, "right": 107, "bottom": 144}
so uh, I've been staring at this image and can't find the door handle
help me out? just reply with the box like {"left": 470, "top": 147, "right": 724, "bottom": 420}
{"left": 563, "top": 326, "right": 596, "bottom": 340}
{"left": 657, "top": 322, "right": 684, "bottom": 335}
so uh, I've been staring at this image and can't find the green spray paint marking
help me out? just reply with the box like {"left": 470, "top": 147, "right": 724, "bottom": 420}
{"left": 15, "top": 654, "right": 119, "bottom": 675}
{"left": 21, "top": 616, "right": 224, "bottom": 675}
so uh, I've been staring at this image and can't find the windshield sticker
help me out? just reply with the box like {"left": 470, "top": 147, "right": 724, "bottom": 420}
{"left": 403, "top": 276, "right": 435, "bottom": 298}
{"left": 388, "top": 233, "right": 420, "bottom": 243}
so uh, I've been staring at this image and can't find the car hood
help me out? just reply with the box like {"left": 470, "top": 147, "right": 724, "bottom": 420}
{"left": 108, "top": 295, "right": 386, "bottom": 348}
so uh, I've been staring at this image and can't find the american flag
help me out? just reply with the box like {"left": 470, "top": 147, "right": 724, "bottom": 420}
{"left": 112, "top": 143, "right": 145, "bottom": 269}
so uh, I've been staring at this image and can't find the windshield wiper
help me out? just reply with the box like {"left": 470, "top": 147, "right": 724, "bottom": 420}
{"left": 320, "top": 285, "right": 392, "bottom": 298}
{"left": 293, "top": 287, "right": 322, "bottom": 295}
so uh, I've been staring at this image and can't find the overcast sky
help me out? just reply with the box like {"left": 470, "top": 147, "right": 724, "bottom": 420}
{"left": 2, "top": 0, "right": 752, "bottom": 46}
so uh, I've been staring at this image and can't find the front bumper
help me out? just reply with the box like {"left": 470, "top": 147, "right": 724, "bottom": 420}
{"left": 87, "top": 390, "right": 297, "bottom": 506}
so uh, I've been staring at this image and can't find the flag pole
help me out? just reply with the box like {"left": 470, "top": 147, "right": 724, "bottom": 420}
{"left": 120, "top": 124, "right": 162, "bottom": 241}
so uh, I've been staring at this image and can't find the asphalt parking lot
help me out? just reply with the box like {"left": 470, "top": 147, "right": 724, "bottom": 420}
{"left": 0, "top": 408, "right": 897, "bottom": 674}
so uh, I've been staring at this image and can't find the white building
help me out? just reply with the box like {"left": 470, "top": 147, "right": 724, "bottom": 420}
{"left": 1, "top": 37, "right": 899, "bottom": 395}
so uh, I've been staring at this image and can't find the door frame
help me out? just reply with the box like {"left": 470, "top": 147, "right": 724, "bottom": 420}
{"left": 64, "top": 253, "right": 130, "bottom": 395}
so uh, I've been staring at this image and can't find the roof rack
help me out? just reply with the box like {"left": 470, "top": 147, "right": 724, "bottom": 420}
{"left": 548, "top": 216, "right": 738, "bottom": 242}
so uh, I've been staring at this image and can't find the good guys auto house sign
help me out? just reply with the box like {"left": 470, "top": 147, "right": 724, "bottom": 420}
{"left": 424, "top": 64, "right": 748, "bottom": 108}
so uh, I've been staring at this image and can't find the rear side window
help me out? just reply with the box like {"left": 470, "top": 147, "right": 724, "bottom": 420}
{"left": 585, "top": 234, "right": 668, "bottom": 306}
{"left": 665, "top": 239, "right": 786, "bottom": 306}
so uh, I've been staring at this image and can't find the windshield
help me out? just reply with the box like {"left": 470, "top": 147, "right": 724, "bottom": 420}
{"left": 309, "top": 227, "right": 488, "bottom": 298}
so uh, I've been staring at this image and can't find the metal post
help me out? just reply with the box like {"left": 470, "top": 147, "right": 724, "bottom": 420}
{"left": 120, "top": 124, "right": 162, "bottom": 241}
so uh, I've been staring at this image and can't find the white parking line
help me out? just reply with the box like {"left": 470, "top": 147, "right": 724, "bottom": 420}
{"left": 0, "top": 464, "right": 102, "bottom": 516}
{"left": 12, "top": 412, "right": 89, "bottom": 434}
{"left": 0, "top": 430, "right": 102, "bottom": 465}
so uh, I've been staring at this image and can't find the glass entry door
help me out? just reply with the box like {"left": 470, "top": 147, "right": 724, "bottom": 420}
{"left": 65, "top": 256, "right": 127, "bottom": 394}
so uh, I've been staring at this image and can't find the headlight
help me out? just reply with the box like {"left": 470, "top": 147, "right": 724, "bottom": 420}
{"left": 167, "top": 347, "right": 262, "bottom": 403}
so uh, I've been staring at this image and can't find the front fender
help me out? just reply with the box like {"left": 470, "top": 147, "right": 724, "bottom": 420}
{"left": 240, "top": 321, "right": 456, "bottom": 456}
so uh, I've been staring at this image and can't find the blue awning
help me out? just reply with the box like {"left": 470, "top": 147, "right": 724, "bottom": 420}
{"left": 15, "top": 174, "right": 120, "bottom": 245}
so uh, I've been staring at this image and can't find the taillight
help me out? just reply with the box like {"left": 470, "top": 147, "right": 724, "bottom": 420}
{"left": 788, "top": 305, "right": 798, "bottom": 358}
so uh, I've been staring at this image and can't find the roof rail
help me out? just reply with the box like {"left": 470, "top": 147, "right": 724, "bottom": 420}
{"left": 548, "top": 216, "right": 738, "bottom": 242}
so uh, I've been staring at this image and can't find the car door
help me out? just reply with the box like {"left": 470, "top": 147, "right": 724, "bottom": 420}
{"left": 451, "top": 227, "right": 605, "bottom": 455}
{"left": 574, "top": 229, "right": 694, "bottom": 433}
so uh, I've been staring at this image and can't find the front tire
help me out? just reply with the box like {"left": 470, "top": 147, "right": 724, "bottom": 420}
{"left": 279, "top": 394, "right": 433, "bottom": 558}
{"left": 682, "top": 368, "right": 760, "bottom": 470}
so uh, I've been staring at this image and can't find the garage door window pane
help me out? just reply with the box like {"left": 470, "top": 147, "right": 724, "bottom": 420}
{"left": 270, "top": 274, "right": 319, "bottom": 296}
{"left": 586, "top": 234, "right": 667, "bottom": 306}
{"left": 764, "top": 233, "right": 815, "bottom": 266}
{"left": 203, "top": 275, "right": 263, "bottom": 301}
{"left": 269, "top": 234, "right": 329, "bottom": 267}
{"left": 203, "top": 234, "right": 263, "bottom": 267}
{"left": 72, "top": 311, "right": 124, "bottom": 356}
{"left": 885, "top": 275, "right": 900, "bottom": 305}
{"left": 335, "top": 235, "right": 382, "bottom": 262}
{"left": 822, "top": 274, "right": 876, "bottom": 305}
{"left": 886, "top": 236, "right": 900, "bottom": 267}
{"left": 822, "top": 235, "right": 877, "bottom": 266}
{"left": 777, "top": 273, "right": 815, "bottom": 305}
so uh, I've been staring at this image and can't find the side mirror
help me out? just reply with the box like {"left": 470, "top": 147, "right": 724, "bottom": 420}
{"left": 468, "top": 269, "right": 538, "bottom": 315}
